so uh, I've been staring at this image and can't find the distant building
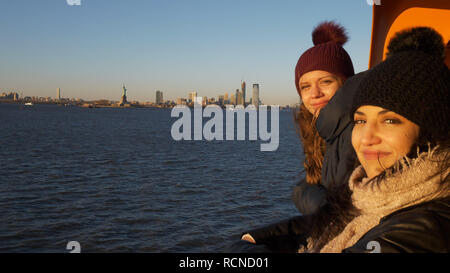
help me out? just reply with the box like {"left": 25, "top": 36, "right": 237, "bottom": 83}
{"left": 156, "top": 90, "right": 163, "bottom": 104}
{"left": 235, "top": 89, "right": 240, "bottom": 105}
{"left": 241, "top": 81, "right": 246, "bottom": 105}
{"left": 230, "top": 94, "right": 235, "bottom": 106}
{"left": 193, "top": 96, "right": 202, "bottom": 106}
{"left": 189, "top": 91, "right": 197, "bottom": 103}
{"left": 208, "top": 97, "right": 216, "bottom": 105}
{"left": 0, "top": 92, "right": 20, "bottom": 101}
{"left": 236, "top": 91, "right": 243, "bottom": 105}
{"left": 252, "top": 84, "right": 259, "bottom": 108}
{"left": 176, "top": 98, "right": 187, "bottom": 105}
{"left": 57, "top": 88, "right": 61, "bottom": 101}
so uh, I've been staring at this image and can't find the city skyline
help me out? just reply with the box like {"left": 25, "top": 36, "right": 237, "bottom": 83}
{"left": 0, "top": 1, "right": 373, "bottom": 105}
{"left": 1, "top": 78, "right": 266, "bottom": 104}
{"left": 1, "top": 80, "right": 268, "bottom": 107}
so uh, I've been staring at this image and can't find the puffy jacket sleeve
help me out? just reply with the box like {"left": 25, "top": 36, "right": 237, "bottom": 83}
{"left": 316, "top": 72, "right": 365, "bottom": 190}
{"left": 242, "top": 215, "right": 310, "bottom": 252}
{"left": 292, "top": 178, "right": 327, "bottom": 215}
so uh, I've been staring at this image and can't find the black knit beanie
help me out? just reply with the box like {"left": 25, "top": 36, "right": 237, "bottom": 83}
{"left": 352, "top": 27, "right": 450, "bottom": 144}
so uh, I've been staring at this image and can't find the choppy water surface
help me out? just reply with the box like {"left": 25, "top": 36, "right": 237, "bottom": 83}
{"left": 0, "top": 103, "right": 303, "bottom": 252}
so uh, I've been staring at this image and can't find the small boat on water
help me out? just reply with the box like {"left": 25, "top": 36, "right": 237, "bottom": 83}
{"left": 24, "top": 102, "right": 33, "bottom": 106}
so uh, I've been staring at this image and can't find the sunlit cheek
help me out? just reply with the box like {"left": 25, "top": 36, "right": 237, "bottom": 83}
{"left": 391, "top": 131, "right": 416, "bottom": 159}
{"left": 301, "top": 93, "right": 310, "bottom": 106}
{"left": 382, "top": 132, "right": 415, "bottom": 170}
{"left": 302, "top": 95, "right": 317, "bottom": 115}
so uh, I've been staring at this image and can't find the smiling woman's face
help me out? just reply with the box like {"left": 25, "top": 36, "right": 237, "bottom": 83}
{"left": 352, "top": 105, "right": 420, "bottom": 179}
{"left": 299, "top": 70, "right": 342, "bottom": 116}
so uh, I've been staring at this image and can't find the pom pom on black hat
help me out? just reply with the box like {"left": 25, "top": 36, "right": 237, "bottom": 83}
{"left": 386, "top": 27, "right": 445, "bottom": 59}
{"left": 312, "top": 21, "right": 349, "bottom": 46}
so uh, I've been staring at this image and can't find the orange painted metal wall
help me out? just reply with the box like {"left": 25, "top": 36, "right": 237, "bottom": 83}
{"left": 369, "top": 0, "right": 450, "bottom": 68}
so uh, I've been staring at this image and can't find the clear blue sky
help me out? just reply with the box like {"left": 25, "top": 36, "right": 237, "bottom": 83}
{"left": 0, "top": 0, "right": 373, "bottom": 105}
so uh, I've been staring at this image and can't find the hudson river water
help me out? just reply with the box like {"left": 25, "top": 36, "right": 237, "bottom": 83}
{"left": 0, "top": 103, "right": 303, "bottom": 252}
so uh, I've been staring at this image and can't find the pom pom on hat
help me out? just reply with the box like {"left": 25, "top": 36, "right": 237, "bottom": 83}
{"left": 312, "top": 21, "right": 349, "bottom": 46}
{"left": 386, "top": 26, "right": 445, "bottom": 59}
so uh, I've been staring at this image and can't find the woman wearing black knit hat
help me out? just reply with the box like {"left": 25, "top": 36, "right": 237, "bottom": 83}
{"left": 302, "top": 26, "right": 450, "bottom": 253}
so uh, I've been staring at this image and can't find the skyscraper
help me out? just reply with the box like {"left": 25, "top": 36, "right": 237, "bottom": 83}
{"left": 57, "top": 88, "right": 61, "bottom": 101}
{"left": 252, "top": 84, "right": 259, "bottom": 108}
{"left": 241, "top": 81, "right": 246, "bottom": 105}
{"left": 156, "top": 90, "right": 163, "bottom": 104}
{"left": 189, "top": 91, "right": 197, "bottom": 102}
{"left": 237, "top": 91, "right": 243, "bottom": 105}
{"left": 230, "top": 94, "right": 235, "bottom": 106}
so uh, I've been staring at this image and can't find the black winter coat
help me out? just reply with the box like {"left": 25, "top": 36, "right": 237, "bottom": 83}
{"left": 343, "top": 197, "right": 450, "bottom": 253}
{"left": 244, "top": 197, "right": 450, "bottom": 253}
{"left": 292, "top": 71, "right": 366, "bottom": 215}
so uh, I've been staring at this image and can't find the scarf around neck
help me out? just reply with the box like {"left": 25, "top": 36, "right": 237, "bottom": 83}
{"left": 318, "top": 147, "right": 450, "bottom": 253}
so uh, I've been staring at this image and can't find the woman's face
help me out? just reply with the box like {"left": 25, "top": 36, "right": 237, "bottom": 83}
{"left": 352, "top": 105, "right": 420, "bottom": 179}
{"left": 299, "top": 70, "right": 342, "bottom": 116}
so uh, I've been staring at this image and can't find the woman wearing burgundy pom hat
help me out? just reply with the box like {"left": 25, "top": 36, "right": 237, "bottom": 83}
{"left": 238, "top": 21, "right": 367, "bottom": 251}
{"left": 291, "top": 21, "right": 365, "bottom": 216}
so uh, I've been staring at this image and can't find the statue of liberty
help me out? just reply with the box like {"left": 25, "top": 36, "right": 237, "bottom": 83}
{"left": 119, "top": 84, "right": 128, "bottom": 106}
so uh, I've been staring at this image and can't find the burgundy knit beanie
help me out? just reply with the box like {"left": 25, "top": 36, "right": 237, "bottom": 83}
{"left": 295, "top": 21, "right": 355, "bottom": 95}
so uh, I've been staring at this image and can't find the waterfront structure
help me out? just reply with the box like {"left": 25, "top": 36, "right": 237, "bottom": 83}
{"left": 156, "top": 90, "right": 163, "bottom": 104}
{"left": 0, "top": 92, "right": 20, "bottom": 101}
{"left": 57, "top": 88, "right": 61, "bottom": 101}
{"left": 252, "top": 84, "right": 259, "bottom": 108}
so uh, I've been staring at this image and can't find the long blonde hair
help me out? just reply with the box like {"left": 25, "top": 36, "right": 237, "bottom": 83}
{"left": 294, "top": 104, "right": 326, "bottom": 185}
{"left": 294, "top": 77, "right": 343, "bottom": 185}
